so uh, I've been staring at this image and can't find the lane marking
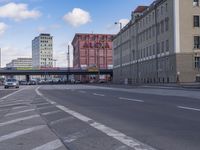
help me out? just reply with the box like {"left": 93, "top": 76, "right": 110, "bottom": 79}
{"left": 0, "top": 115, "right": 40, "bottom": 127}
{"left": 2, "top": 99, "right": 31, "bottom": 104}
{"left": 36, "top": 86, "right": 56, "bottom": 105}
{"left": 5, "top": 109, "right": 35, "bottom": 117}
{"left": 32, "top": 139, "right": 63, "bottom": 150}
{"left": 42, "top": 110, "right": 61, "bottom": 116}
{"left": 57, "top": 105, "right": 155, "bottom": 150}
{"left": 63, "top": 131, "right": 86, "bottom": 143}
{"left": 0, "top": 103, "right": 29, "bottom": 108}
{"left": 0, "top": 125, "right": 46, "bottom": 143}
{"left": 12, "top": 106, "right": 27, "bottom": 110}
{"left": 36, "top": 86, "right": 156, "bottom": 150}
{"left": 178, "top": 106, "right": 200, "bottom": 112}
{"left": 93, "top": 93, "right": 105, "bottom": 97}
{"left": 118, "top": 97, "right": 144, "bottom": 103}
{"left": 0, "top": 88, "right": 25, "bottom": 101}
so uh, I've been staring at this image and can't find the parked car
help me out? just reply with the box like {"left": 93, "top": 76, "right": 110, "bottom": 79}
{"left": 28, "top": 80, "right": 37, "bottom": 85}
{"left": 4, "top": 79, "right": 19, "bottom": 89}
{"left": 19, "top": 80, "right": 28, "bottom": 85}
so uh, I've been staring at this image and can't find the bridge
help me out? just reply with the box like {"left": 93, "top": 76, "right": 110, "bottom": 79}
{"left": 0, "top": 68, "right": 113, "bottom": 76}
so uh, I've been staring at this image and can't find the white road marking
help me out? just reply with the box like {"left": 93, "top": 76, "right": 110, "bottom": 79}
{"left": 12, "top": 106, "right": 27, "bottom": 110}
{"left": 0, "top": 103, "right": 29, "bottom": 108}
{"left": 50, "top": 116, "right": 74, "bottom": 125}
{"left": 32, "top": 139, "right": 63, "bottom": 150}
{"left": 0, "top": 88, "right": 25, "bottom": 101}
{"left": 178, "top": 106, "right": 200, "bottom": 112}
{"left": 0, "top": 115, "right": 40, "bottom": 127}
{"left": 42, "top": 110, "right": 61, "bottom": 116}
{"left": 57, "top": 105, "right": 155, "bottom": 150}
{"left": 0, "top": 125, "right": 46, "bottom": 143}
{"left": 5, "top": 109, "right": 35, "bottom": 117}
{"left": 63, "top": 131, "right": 86, "bottom": 143}
{"left": 3, "top": 99, "right": 31, "bottom": 104}
{"left": 36, "top": 86, "right": 156, "bottom": 150}
{"left": 93, "top": 93, "right": 105, "bottom": 97}
{"left": 118, "top": 97, "right": 144, "bottom": 103}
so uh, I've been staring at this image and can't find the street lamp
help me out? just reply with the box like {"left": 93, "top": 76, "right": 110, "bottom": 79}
{"left": 115, "top": 22, "right": 123, "bottom": 30}
{"left": 53, "top": 59, "right": 57, "bottom": 68}
{"left": 115, "top": 21, "right": 123, "bottom": 83}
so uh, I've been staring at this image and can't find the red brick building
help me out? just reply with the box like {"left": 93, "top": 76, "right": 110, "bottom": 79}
{"left": 72, "top": 33, "right": 114, "bottom": 82}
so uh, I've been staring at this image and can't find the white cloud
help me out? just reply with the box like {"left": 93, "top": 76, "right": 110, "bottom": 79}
{"left": 106, "top": 18, "right": 129, "bottom": 34}
{"left": 0, "top": 22, "right": 7, "bottom": 35}
{"left": 119, "top": 19, "right": 130, "bottom": 28}
{"left": 0, "top": 3, "right": 41, "bottom": 21}
{"left": 63, "top": 8, "right": 91, "bottom": 27}
{"left": 1, "top": 46, "right": 31, "bottom": 67}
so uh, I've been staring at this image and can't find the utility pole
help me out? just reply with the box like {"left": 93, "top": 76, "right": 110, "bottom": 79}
{"left": 0, "top": 48, "right": 1, "bottom": 68}
{"left": 66, "top": 44, "right": 70, "bottom": 83}
{"left": 67, "top": 45, "right": 70, "bottom": 69}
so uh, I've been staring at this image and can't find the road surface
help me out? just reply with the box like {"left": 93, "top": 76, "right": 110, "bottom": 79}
{"left": 0, "top": 84, "right": 200, "bottom": 150}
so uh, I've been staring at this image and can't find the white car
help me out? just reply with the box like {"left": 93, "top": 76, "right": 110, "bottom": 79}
{"left": 4, "top": 79, "right": 19, "bottom": 89}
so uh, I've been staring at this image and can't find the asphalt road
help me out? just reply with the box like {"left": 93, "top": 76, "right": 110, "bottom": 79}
{"left": 0, "top": 84, "right": 200, "bottom": 150}
{"left": 38, "top": 84, "right": 200, "bottom": 150}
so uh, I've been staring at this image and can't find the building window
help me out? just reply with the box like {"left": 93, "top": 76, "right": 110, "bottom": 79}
{"left": 194, "top": 36, "right": 200, "bottom": 49}
{"left": 161, "top": 41, "right": 164, "bottom": 53}
{"left": 193, "top": 0, "right": 199, "bottom": 6}
{"left": 166, "top": 40, "right": 169, "bottom": 52}
{"left": 194, "top": 16, "right": 200, "bottom": 27}
{"left": 165, "top": 18, "right": 169, "bottom": 31}
{"left": 161, "top": 20, "right": 164, "bottom": 33}
{"left": 195, "top": 57, "right": 200, "bottom": 68}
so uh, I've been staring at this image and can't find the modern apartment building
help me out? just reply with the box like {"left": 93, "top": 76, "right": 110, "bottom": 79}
{"left": 72, "top": 33, "right": 114, "bottom": 81}
{"left": 6, "top": 58, "right": 32, "bottom": 68}
{"left": 113, "top": 0, "right": 200, "bottom": 84}
{"left": 32, "top": 33, "right": 53, "bottom": 68}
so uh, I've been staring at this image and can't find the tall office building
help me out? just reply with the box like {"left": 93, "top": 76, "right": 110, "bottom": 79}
{"left": 32, "top": 33, "right": 53, "bottom": 68}
{"left": 113, "top": 0, "right": 200, "bottom": 84}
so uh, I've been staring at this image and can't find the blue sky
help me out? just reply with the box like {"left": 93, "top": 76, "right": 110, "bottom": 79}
{"left": 0, "top": 0, "right": 152, "bottom": 67}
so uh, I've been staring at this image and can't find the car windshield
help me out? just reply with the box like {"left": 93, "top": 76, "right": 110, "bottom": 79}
{"left": 6, "top": 79, "right": 17, "bottom": 82}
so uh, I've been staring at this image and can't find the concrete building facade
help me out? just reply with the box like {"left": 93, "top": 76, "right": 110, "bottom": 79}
{"left": 6, "top": 58, "right": 32, "bottom": 68}
{"left": 72, "top": 33, "right": 114, "bottom": 81}
{"left": 113, "top": 0, "right": 200, "bottom": 84}
{"left": 32, "top": 33, "right": 53, "bottom": 68}
{"left": 6, "top": 58, "right": 32, "bottom": 80}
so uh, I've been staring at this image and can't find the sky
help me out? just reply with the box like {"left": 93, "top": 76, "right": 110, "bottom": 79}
{"left": 0, "top": 0, "right": 152, "bottom": 67}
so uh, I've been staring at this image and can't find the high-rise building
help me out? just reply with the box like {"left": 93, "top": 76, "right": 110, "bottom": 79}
{"left": 113, "top": 0, "right": 200, "bottom": 84}
{"left": 32, "top": 33, "right": 53, "bottom": 68}
{"left": 72, "top": 33, "right": 114, "bottom": 81}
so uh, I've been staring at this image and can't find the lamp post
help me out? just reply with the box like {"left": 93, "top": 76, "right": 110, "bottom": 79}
{"left": 44, "top": 58, "right": 47, "bottom": 81}
{"left": 53, "top": 59, "right": 57, "bottom": 68}
{"left": 115, "top": 22, "right": 123, "bottom": 30}
{"left": 115, "top": 21, "right": 123, "bottom": 83}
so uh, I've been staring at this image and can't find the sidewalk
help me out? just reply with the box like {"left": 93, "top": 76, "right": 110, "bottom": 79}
{"left": 0, "top": 87, "right": 68, "bottom": 150}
